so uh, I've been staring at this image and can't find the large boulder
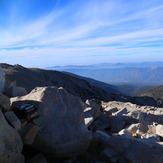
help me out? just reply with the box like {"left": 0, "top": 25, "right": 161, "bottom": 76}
{"left": 0, "top": 66, "right": 5, "bottom": 92}
{"left": 0, "top": 110, "right": 24, "bottom": 163}
{"left": 107, "top": 135, "right": 163, "bottom": 163}
{"left": 11, "top": 86, "right": 92, "bottom": 157}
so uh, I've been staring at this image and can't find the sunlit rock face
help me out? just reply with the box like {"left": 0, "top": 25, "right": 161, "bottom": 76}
{"left": 11, "top": 86, "right": 92, "bottom": 157}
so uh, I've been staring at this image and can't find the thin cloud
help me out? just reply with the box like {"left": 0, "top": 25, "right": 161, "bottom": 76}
{"left": 0, "top": 0, "right": 163, "bottom": 66}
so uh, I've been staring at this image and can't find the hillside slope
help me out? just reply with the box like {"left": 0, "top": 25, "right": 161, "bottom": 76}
{"left": 62, "top": 71, "right": 120, "bottom": 94}
{"left": 1, "top": 63, "right": 113, "bottom": 101}
{"left": 138, "top": 85, "right": 163, "bottom": 105}
{"left": 50, "top": 67, "right": 163, "bottom": 85}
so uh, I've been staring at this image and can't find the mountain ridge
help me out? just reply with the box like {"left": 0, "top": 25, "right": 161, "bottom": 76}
{"left": 0, "top": 63, "right": 161, "bottom": 107}
{"left": 138, "top": 85, "right": 163, "bottom": 102}
{"left": 47, "top": 61, "right": 163, "bottom": 69}
{"left": 47, "top": 66, "right": 163, "bottom": 85}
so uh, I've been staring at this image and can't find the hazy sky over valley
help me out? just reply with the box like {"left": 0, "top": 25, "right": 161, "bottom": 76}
{"left": 0, "top": 0, "right": 163, "bottom": 67}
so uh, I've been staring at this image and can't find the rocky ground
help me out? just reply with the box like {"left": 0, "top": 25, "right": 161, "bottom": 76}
{"left": 0, "top": 65, "right": 163, "bottom": 163}
{"left": 139, "top": 85, "right": 163, "bottom": 104}
{"left": 0, "top": 63, "right": 161, "bottom": 107}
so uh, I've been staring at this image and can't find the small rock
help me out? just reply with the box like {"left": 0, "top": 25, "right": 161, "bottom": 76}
{"left": 0, "top": 93, "right": 10, "bottom": 112}
{"left": 127, "top": 123, "right": 138, "bottom": 135}
{"left": 84, "top": 115, "right": 94, "bottom": 127}
{"left": 118, "top": 129, "right": 133, "bottom": 139}
{"left": 99, "top": 148, "right": 118, "bottom": 162}
{"left": 104, "top": 107, "right": 118, "bottom": 116}
{"left": 84, "top": 107, "right": 94, "bottom": 123}
{"left": 98, "top": 113, "right": 111, "bottom": 131}
{"left": 90, "top": 120, "right": 105, "bottom": 132}
{"left": 20, "top": 124, "right": 39, "bottom": 145}
{"left": 141, "top": 132, "right": 160, "bottom": 141}
{"left": 89, "top": 131, "right": 110, "bottom": 153}
{"left": 129, "top": 110, "right": 163, "bottom": 125}
{"left": 0, "top": 110, "right": 23, "bottom": 162}
{"left": 85, "top": 99, "right": 101, "bottom": 118}
{"left": 156, "top": 124, "right": 163, "bottom": 137}
{"left": 4, "top": 111, "right": 21, "bottom": 130}
{"left": 0, "top": 153, "right": 25, "bottom": 163}
{"left": 113, "top": 108, "right": 128, "bottom": 116}
{"left": 136, "top": 129, "right": 144, "bottom": 137}
{"left": 21, "top": 119, "right": 28, "bottom": 128}
{"left": 148, "top": 123, "right": 157, "bottom": 134}
{"left": 110, "top": 116, "right": 126, "bottom": 133}
{"left": 125, "top": 138, "right": 163, "bottom": 163}
{"left": 26, "top": 153, "right": 47, "bottom": 163}
{"left": 107, "top": 135, "right": 163, "bottom": 163}
{"left": 6, "top": 86, "right": 27, "bottom": 97}
{"left": 107, "top": 135, "right": 132, "bottom": 154}
{"left": 62, "top": 157, "right": 77, "bottom": 163}
{"left": 127, "top": 123, "right": 148, "bottom": 136}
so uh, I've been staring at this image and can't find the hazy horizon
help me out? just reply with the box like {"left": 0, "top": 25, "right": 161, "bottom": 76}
{"left": 1, "top": 61, "right": 163, "bottom": 69}
{"left": 47, "top": 61, "right": 163, "bottom": 67}
{"left": 1, "top": 0, "right": 163, "bottom": 67}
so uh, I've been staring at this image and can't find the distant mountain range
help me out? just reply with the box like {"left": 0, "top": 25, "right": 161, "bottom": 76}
{"left": 46, "top": 62, "right": 163, "bottom": 85}
{"left": 48, "top": 61, "right": 163, "bottom": 69}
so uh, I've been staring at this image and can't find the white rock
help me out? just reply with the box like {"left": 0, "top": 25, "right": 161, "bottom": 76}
{"left": 84, "top": 116, "right": 94, "bottom": 127}
{"left": 118, "top": 129, "right": 133, "bottom": 139}
{"left": 113, "top": 108, "right": 128, "bottom": 116}
{"left": 104, "top": 107, "right": 118, "bottom": 115}
{"left": 127, "top": 123, "right": 148, "bottom": 137}
{"left": 141, "top": 132, "right": 160, "bottom": 141}
{"left": 156, "top": 124, "right": 163, "bottom": 137}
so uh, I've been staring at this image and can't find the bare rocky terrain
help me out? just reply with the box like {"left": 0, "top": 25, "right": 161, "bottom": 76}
{"left": 0, "top": 63, "right": 161, "bottom": 107}
{"left": 0, "top": 64, "right": 162, "bottom": 163}
{"left": 138, "top": 85, "right": 163, "bottom": 104}
{"left": 1, "top": 63, "right": 111, "bottom": 102}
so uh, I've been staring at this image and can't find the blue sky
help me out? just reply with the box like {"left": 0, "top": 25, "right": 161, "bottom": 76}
{"left": 0, "top": 0, "right": 163, "bottom": 67}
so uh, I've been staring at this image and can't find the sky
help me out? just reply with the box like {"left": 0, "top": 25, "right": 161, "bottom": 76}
{"left": 0, "top": 0, "right": 163, "bottom": 67}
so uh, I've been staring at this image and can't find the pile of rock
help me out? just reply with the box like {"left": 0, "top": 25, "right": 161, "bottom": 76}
{"left": 0, "top": 68, "right": 24, "bottom": 162}
{"left": 79, "top": 100, "right": 163, "bottom": 163}
{"left": 0, "top": 66, "right": 162, "bottom": 163}
{"left": 1, "top": 85, "right": 92, "bottom": 162}
{"left": 0, "top": 67, "right": 91, "bottom": 162}
{"left": 1, "top": 85, "right": 163, "bottom": 163}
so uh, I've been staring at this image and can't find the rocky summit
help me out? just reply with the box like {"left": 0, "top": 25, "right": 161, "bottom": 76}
{"left": 0, "top": 64, "right": 163, "bottom": 163}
